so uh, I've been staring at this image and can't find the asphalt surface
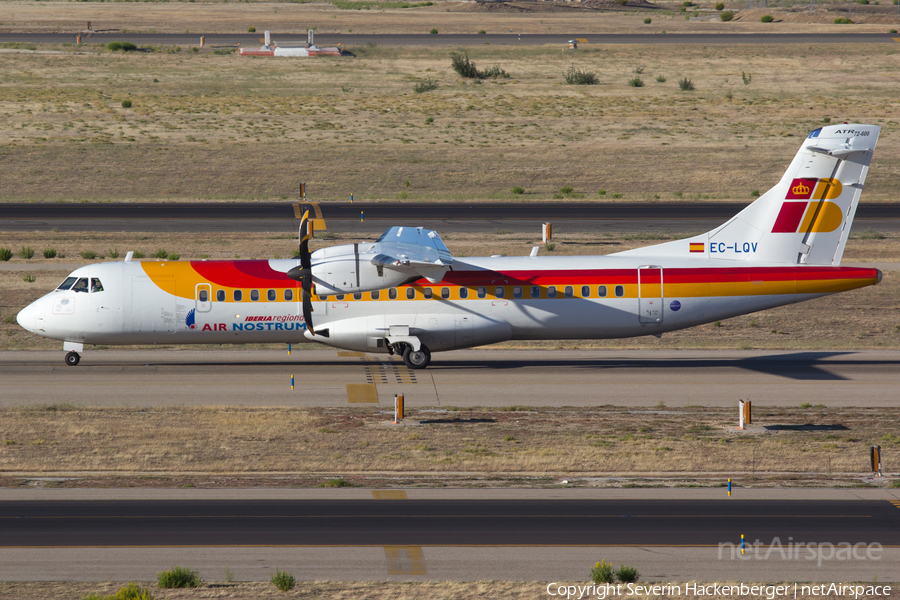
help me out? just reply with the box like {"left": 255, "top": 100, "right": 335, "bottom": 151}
{"left": 4, "top": 201, "right": 900, "bottom": 233}
{"left": 3, "top": 499, "right": 898, "bottom": 547}
{"left": 2, "top": 349, "right": 898, "bottom": 408}
{"left": 3, "top": 32, "right": 899, "bottom": 47}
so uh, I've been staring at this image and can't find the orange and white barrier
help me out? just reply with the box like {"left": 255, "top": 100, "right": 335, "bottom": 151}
{"left": 739, "top": 399, "right": 751, "bottom": 430}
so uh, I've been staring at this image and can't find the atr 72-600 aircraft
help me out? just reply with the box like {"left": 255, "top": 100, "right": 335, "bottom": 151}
{"left": 17, "top": 124, "right": 883, "bottom": 369}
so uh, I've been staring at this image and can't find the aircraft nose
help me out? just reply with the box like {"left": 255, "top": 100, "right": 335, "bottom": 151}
{"left": 16, "top": 302, "right": 38, "bottom": 333}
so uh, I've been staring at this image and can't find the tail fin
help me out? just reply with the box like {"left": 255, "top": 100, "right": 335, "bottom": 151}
{"left": 617, "top": 124, "right": 880, "bottom": 265}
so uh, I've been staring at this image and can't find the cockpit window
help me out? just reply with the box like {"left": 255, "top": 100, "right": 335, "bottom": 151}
{"left": 72, "top": 278, "right": 89, "bottom": 293}
{"left": 57, "top": 277, "right": 77, "bottom": 291}
{"left": 91, "top": 278, "right": 104, "bottom": 293}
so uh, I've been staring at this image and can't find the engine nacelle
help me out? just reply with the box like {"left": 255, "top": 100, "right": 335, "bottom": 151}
{"left": 310, "top": 244, "right": 412, "bottom": 295}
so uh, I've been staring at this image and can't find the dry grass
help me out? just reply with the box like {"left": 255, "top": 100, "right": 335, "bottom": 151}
{"left": 1, "top": 404, "right": 898, "bottom": 478}
{"left": 1, "top": 41, "right": 899, "bottom": 202}
{"left": 1, "top": 231, "right": 898, "bottom": 351}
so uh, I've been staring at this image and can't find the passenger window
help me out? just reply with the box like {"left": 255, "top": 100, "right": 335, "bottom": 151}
{"left": 459, "top": 287, "right": 469, "bottom": 299}
{"left": 440, "top": 287, "right": 450, "bottom": 299}
{"left": 389, "top": 288, "right": 397, "bottom": 300}
{"left": 615, "top": 285, "right": 624, "bottom": 297}
{"left": 90, "top": 278, "right": 104, "bottom": 293}
{"left": 406, "top": 288, "right": 416, "bottom": 300}
{"left": 564, "top": 286, "right": 574, "bottom": 298}
{"left": 267, "top": 289, "right": 276, "bottom": 302}
{"left": 530, "top": 286, "right": 540, "bottom": 299}
{"left": 336, "top": 294, "right": 345, "bottom": 301}
{"left": 217, "top": 290, "right": 225, "bottom": 302}
{"left": 234, "top": 290, "right": 243, "bottom": 302}
{"left": 477, "top": 286, "right": 486, "bottom": 299}
{"left": 353, "top": 292, "right": 362, "bottom": 300}
{"left": 199, "top": 289, "right": 208, "bottom": 302}
{"left": 581, "top": 285, "right": 590, "bottom": 297}
{"left": 318, "top": 295, "right": 329, "bottom": 302}
{"left": 250, "top": 289, "right": 260, "bottom": 302}
{"left": 284, "top": 289, "right": 293, "bottom": 301}
{"left": 423, "top": 288, "right": 433, "bottom": 299}
{"left": 57, "top": 277, "right": 77, "bottom": 290}
{"left": 371, "top": 290, "right": 380, "bottom": 300}
{"left": 495, "top": 286, "right": 505, "bottom": 298}
{"left": 72, "top": 278, "right": 89, "bottom": 293}
{"left": 548, "top": 286, "right": 557, "bottom": 298}
{"left": 598, "top": 285, "right": 607, "bottom": 297}
{"left": 513, "top": 286, "right": 523, "bottom": 299}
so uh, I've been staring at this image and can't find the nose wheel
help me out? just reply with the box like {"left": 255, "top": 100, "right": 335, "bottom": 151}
{"left": 65, "top": 351, "right": 81, "bottom": 366}
{"left": 401, "top": 345, "right": 431, "bottom": 370}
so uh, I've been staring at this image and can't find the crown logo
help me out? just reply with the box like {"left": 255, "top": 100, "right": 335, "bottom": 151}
{"left": 792, "top": 182, "right": 810, "bottom": 195}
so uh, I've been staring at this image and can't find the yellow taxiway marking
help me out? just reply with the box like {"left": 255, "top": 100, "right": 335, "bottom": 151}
{"left": 372, "top": 490, "right": 409, "bottom": 500}
{"left": 384, "top": 545, "right": 427, "bottom": 575}
{"left": 575, "top": 38, "right": 588, "bottom": 43}
{"left": 291, "top": 202, "right": 327, "bottom": 230}
{"left": 346, "top": 383, "right": 378, "bottom": 404}
{"left": 338, "top": 351, "right": 366, "bottom": 358}
{"left": 893, "top": 37, "right": 900, "bottom": 42}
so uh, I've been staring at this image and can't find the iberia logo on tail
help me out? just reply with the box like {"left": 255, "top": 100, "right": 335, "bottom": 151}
{"left": 772, "top": 178, "right": 844, "bottom": 234}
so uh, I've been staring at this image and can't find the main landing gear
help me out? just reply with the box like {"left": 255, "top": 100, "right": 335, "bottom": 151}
{"left": 65, "top": 351, "right": 81, "bottom": 366}
{"left": 401, "top": 345, "right": 431, "bottom": 370}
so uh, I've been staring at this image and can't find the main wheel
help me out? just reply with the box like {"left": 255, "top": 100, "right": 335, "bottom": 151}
{"left": 65, "top": 351, "right": 81, "bottom": 366}
{"left": 402, "top": 345, "right": 431, "bottom": 370}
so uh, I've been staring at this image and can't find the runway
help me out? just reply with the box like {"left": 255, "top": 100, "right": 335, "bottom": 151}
{"left": 1, "top": 490, "right": 898, "bottom": 582}
{"left": 2, "top": 349, "right": 898, "bottom": 408}
{"left": 2, "top": 32, "right": 899, "bottom": 47}
{"left": 4, "top": 201, "right": 900, "bottom": 233}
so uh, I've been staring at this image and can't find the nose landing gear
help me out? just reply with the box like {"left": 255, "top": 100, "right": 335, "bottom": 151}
{"left": 65, "top": 351, "right": 81, "bottom": 366}
{"left": 402, "top": 345, "right": 431, "bottom": 370}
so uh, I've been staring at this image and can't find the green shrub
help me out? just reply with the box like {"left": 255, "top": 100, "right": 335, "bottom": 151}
{"left": 425, "top": 116, "right": 434, "bottom": 124}
{"left": 42, "top": 247, "right": 57, "bottom": 259}
{"left": 834, "top": 17, "right": 853, "bottom": 23}
{"left": 107, "top": 41, "right": 137, "bottom": 52}
{"left": 890, "top": 28, "right": 898, "bottom": 33}
{"left": 213, "top": 48, "right": 236, "bottom": 55}
{"left": 157, "top": 566, "right": 204, "bottom": 589}
{"left": 511, "top": 186, "right": 525, "bottom": 195}
{"left": 0, "top": 247, "right": 11, "bottom": 261}
{"left": 628, "top": 76, "right": 644, "bottom": 87}
{"left": 318, "top": 478, "right": 353, "bottom": 487}
{"left": 559, "top": 186, "right": 574, "bottom": 194}
{"left": 19, "top": 246, "right": 34, "bottom": 259}
{"left": 430, "top": 28, "right": 438, "bottom": 34}
{"left": 121, "top": 99, "right": 132, "bottom": 108}
{"left": 546, "top": 242, "right": 556, "bottom": 251}
{"left": 83, "top": 582, "right": 155, "bottom": 600}
{"left": 615, "top": 564, "right": 640, "bottom": 583}
{"left": 152, "top": 249, "right": 169, "bottom": 259}
{"left": 80, "top": 250, "right": 97, "bottom": 260}
{"left": 598, "top": 189, "right": 607, "bottom": 196}
{"left": 760, "top": 14, "right": 774, "bottom": 21}
{"left": 450, "top": 51, "right": 508, "bottom": 79}
{"left": 720, "top": 10, "right": 734, "bottom": 20}
{"left": 168, "top": 252, "right": 181, "bottom": 260}
{"left": 656, "top": 74, "right": 667, "bottom": 82}
{"left": 715, "top": 1, "right": 724, "bottom": 8}
{"left": 477, "top": 29, "right": 486, "bottom": 34}
{"left": 742, "top": 71, "right": 752, "bottom": 85}
{"left": 643, "top": 17, "right": 652, "bottom": 23}
{"left": 413, "top": 77, "right": 438, "bottom": 93}
{"left": 132, "top": 250, "right": 145, "bottom": 259}
{"left": 591, "top": 560, "right": 615, "bottom": 584}
{"left": 23, "top": 273, "right": 36, "bottom": 283}
{"left": 751, "top": 190, "right": 760, "bottom": 197}
{"left": 678, "top": 77, "right": 695, "bottom": 91}
{"left": 248, "top": 26, "right": 256, "bottom": 32}
{"left": 564, "top": 66, "right": 598, "bottom": 85}
{"left": 109, "top": 247, "right": 119, "bottom": 259}
{"left": 271, "top": 568, "right": 296, "bottom": 591}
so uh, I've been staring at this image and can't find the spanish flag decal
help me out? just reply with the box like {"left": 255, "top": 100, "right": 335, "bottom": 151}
{"left": 689, "top": 243, "right": 705, "bottom": 253}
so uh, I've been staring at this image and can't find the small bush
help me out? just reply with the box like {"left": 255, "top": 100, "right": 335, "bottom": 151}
{"left": 248, "top": 26, "right": 256, "bottom": 32}
{"left": 0, "top": 247, "right": 11, "bottom": 261}
{"left": 644, "top": 17, "right": 652, "bottom": 23}
{"left": 834, "top": 17, "right": 853, "bottom": 23}
{"left": 425, "top": 116, "right": 434, "bottom": 124}
{"left": 478, "top": 29, "right": 486, "bottom": 34}
{"left": 157, "top": 566, "right": 204, "bottom": 589}
{"left": 591, "top": 560, "right": 615, "bottom": 584}
{"left": 19, "top": 246, "right": 34, "bottom": 259}
{"left": 271, "top": 568, "right": 296, "bottom": 592}
{"left": 83, "top": 582, "right": 155, "bottom": 600}
{"left": 678, "top": 77, "right": 695, "bottom": 91}
{"left": 560, "top": 186, "right": 574, "bottom": 194}
{"left": 121, "top": 99, "right": 132, "bottom": 108}
{"left": 891, "top": 29, "right": 898, "bottom": 33}
{"left": 598, "top": 190, "right": 607, "bottom": 196}
{"left": 564, "top": 66, "right": 598, "bottom": 85}
{"left": 742, "top": 71, "right": 752, "bottom": 85}
{"left": 715, "top": 1, "right": 724, "bottom": 8}
{"left": 628, "top": 76, "right": 644, "bottom": 87}
{"left": 132, "top": 250, "right": 145, "bottom": 259}
{"left": 107, "top": 41, "right": 137, "bottom": 52}
{"left": 152, "top": 249, "right": 169, "bottom": 259}
{"left": 413, "top": 77, "right": 438, "bottom": 93}
{"left": 109, "top": 247, "right": 119, "bottom": 259}
{"left": 450, "top": 51, "right": 508, "bottom": 79}
{"left": 318, "top": 478, "right": 353, "bottom": 487}
{"left": 23, "top": 273, "right": 36, "bottom": 283}
{"left": 761, "top": 14, "right": 774, "bottom": 22}
{"left": 616, "top": 564, "right": 640, "bottom": 583}
{"left": 168, "top": 252, "right": 180, "bottom": 261}
{"left": 720, "top": 10, "right": 734, "bottom": 20}
{"left": 42, "top": 247, "right": 57, "bottom": 259}
{"left": 80, "top": 250, "right": 97, "bottom": 260}
{"left": 430, "top": 28, "right": 438, "bottom": 34}
{"left": 212, "top": 48, "right": 236, "bottom": 55}
{"left": 656, "top": 74, "right": 667, "bottom": 82}
{"left": 546, "top": 242, "right": 556, "bottom": 251}
{"left": 512, "top": 186, "right": 525, "bottom": 195}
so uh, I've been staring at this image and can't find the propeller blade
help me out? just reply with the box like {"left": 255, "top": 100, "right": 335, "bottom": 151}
{"left": 294, "top": 211, "right": 315, "bottom": 335}
{"left": 302, "top": 290, "right": 315, "bottom": 337}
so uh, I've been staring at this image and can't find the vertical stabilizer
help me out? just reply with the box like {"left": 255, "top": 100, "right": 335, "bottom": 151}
{"left": 616, "top": 124, "right": 880, "bottom": 265}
